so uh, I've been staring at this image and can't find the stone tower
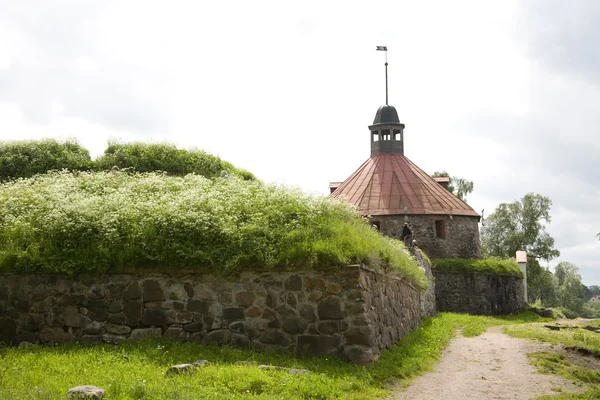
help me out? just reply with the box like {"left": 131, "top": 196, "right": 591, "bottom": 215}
{"left": 330, "top": 104, "right": 481, "bottom": 259}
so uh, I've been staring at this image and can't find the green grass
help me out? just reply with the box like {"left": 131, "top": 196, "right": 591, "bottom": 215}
{"left": 0, "top": 171, "right": 425, "bottom": 288}
{"left": 433, "top": 258, "right": 524, "bottom": 277}
{"left": 0, "top": 312, "right": 547, "bottom": 399}
{"left": 504, "top": 320, "right": 600, "bottom": 399}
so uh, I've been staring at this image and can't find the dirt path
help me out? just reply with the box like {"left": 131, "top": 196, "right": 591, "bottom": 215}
{"left": 391, "top": 326, "right": 581, "bottom": 400}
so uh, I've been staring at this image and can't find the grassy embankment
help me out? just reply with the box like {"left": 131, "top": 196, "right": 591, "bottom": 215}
{"left": 0, "top": 171, "right": 424, "bottom": 288}
{"left": 0, "top": 312, "right": 548, "bottom": 400}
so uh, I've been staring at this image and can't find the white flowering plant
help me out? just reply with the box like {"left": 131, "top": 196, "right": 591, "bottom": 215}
{"left": 0, "top": 171, "right": 426, "bottom": 289}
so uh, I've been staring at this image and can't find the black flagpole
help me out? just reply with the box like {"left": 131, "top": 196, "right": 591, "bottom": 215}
{"left": 385, "top": 48, "right": 388, "bottom": 105}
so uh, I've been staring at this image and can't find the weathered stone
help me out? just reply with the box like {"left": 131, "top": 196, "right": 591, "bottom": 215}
{"left": 284, "top": 275, "right": 302, "bottom": 291}
{"left": 231, "top": 334, "right": 251, "bottom": 347}
{"left": 31, "top": 284, "right": 47, "bottom": 301}
{"left": 88, "top": 307, "right": 108, "bottom": 322}
{"left": 285, "top": 293, "right": 297, "bottom": 307}
{"left": 193, "top": 359, "right": 211, "bottom": 367}
{"left": 123, "top": 282, "right": 141, "bottom": 300}
{"left": 223, "top": 307, "right": 245, "bottom": 320}
{"left": 184, "top": 321, "right": 203, "bottom": 332}
{"left": 344, "top": 345, "right": 377, "bottom": 365}
{"left": 173, "top": 301, "right": 184, "bottom": 311}
{"left": 104, "top": 323, "right": 131, "bottom": 335}
{"left": 345, "top": 302, "right": 365, "bottom": 315}
{"left": 88, "top": 286, "right": 105, "bottom": 300}
{"left": 318, "top": 321, "right": 348, "bottom": 335}
{"left": 282, "top": 317, "right": 309, "bottom": 334}
{"left": 142, "top": 280, "right": 164, "bottom": 302}
{"left": 184, "top": 282, "right": 194, "bottom": 297}
{"left": 166, "top": 364, "right": 195, "bottom": 375}
{"left": 58, "top": 294, "right": 84, "bottom": 307}
{"left": 67, "top": 385, "right": 105, "bottom": 399}
{"left": 289, "top": 368, "right": 311, "bottom": 375}
{"left": 107, "top": 313, "right": 127, "bottom": 325}
{"left": 62, "top": 307, "right": 82, "bottom": 327}
{"left": 203, "top": 329, "right": 231, "bottom": 345}
{"left": 79, "top": 307, "right": 88, "bottom": 316}
{"left": 308, "top": 291, "right": 323, "bottom": 302}
{"left": 145, "top": 301, "right": 167, "bottom": 310}
{"left": 245, "top": 306, "right": 261, "bottom": 317}
{"left": 0, "top": 317, "right": 16, "bottom": 345}
{"left": 123, "top": 300, "right": 143, "bottom": 325}
{"left": 102, "top": 334, "right": 126, "bottom": 343}
{"left": 142, "top": 309, "right": 167, "bottom": 326}
{"left": 173, "top": 311, "right": 193, "bottom": 324}
{"left": 235, "top": 291, "right": 255, "bottom": 307}
{"left": 83, "top": 321, "right": 103, "bottom": 335}
{"left": 275, "top": 304, "right": 296, "bottom": 317}
{"left": 80, "top": 334, "right": 103, "bottom": 343}
{"left": 344, "top": 326, "right": 372, "bottom": 346}
{"left": 318, "top": 296, "right": 344, "bottom": 320}
{"left": 164, "top": 327, "right": 187, "bottom": 341}
{"left": 39, "top": 327, "right": 72, "bottom": 343}
{"left": 166, "top": 283, "right": 188, "bottom": 301}
{"left": 266, "top": 291, "right": 278, "bottom": 308}
{"left": 129, "top": 328, "right": 162, "bottom": 340}
{"left": 229, "top": 321, "right": 246, "bottom": 333}
{"left": 258, "top": 365, "right": 287, "bottom": 371}
{"left": 297, "top": 335, "right": 335, "bottom": 356}
{"left": 326, "top": 283, "right": 342, "bottom": 294}
{"left": 108, "top": 302, "right": 122, "bottom": 313}
{"left": 18, "top": 341, "right": 35, "bottom": 348}
{"left": 267, "top": 318, "right": 280, "bottom": 329}
{"left": 262, "top": 308, "right": 275, "bottom": 319}
{"left": 22, "top": 313, "right": 45, "bottom": 332}
{"left": 258, "top": 329, "right": 289, "bottom": 346}
{"left": 187, "top": 299, "right": 211, "bottom": 313}
{"left": 299, "top": 304, "right": 316, "bottom": 322}
{"left": 188, "top": 332, "right": 204, "bottom": 342}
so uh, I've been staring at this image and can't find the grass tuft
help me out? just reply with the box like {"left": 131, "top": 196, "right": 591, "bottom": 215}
{"left": 433, "top": 258, "right": 524, "bottom": 277}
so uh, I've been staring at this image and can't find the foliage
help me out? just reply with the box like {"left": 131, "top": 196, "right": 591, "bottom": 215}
{"left": 0, "top": 139, "right": 93, "bottom": 181}
{"left": 0, "top": 311, "right": 548, "bottom": 400}
{"left": 432, "top": 258, "right": 524, "bottom": 277}
{"left": 482, "top": 193, "right": 560, "bottom": 304}
{"left": 556, "top": 262, "right": 585, "bottom": 315}
{"left": 94, "top": 141, "right": 255, "bottom": 180}
{"left": 431, "top": 170, "right": 474, "bottom": 201}
{"left": 482, "top": 193, "right": 559, "bottom": 261}
{"left": 0, "top": 171, "right": 425, "bottom": 288}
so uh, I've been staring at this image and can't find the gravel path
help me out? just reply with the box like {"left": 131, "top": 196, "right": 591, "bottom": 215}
{"left": 391, "top": 326, "right": 581, "bottom": 400}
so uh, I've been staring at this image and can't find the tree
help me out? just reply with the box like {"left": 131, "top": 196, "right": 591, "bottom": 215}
{"left": 555, "top": 262, "right": 585, "bottom": 314}
{"left": 588, "top": 285, "right": 600, "bottom": 296}
{"left": 432, "top": 171, "right": 474, "bottom": 201}
{"left": 482, "top": 193, "right": 560, "bottom": 305}
{"left": 482, "top": 193, "right": 560, "bottom": 261}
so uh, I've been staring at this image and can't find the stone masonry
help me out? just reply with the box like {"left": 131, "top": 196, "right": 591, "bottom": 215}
{"left": 433, "top": 270, "right": 525, "bottom": 315}
{"left": 0, "top": 262, "right": 435, "bottom": 364}
{"left": 371, "top": 214, "right": 481, "bottom": 260}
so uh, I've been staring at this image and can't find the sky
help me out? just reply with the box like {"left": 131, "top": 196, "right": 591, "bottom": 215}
{"left": 1, "top": 1, "right": 599, "bottom": 283}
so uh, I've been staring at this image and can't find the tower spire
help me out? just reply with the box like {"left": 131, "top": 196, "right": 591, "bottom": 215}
{"left": 376, "top": 45, "right": 388, "bottom": 105}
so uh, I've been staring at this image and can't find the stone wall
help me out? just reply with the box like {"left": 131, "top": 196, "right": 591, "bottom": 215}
{"left": 0, "top": 264, "right": 431, "bottom": 364}
{"left": 433, "top": 270, "right": 525, "bottom": 315}
{"left": 371, "top": 214, "right": 481, "bottom": 260}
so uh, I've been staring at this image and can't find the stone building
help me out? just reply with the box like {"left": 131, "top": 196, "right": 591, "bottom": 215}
{"left": 330, "top": 104, "right": 481, "bottom": 259}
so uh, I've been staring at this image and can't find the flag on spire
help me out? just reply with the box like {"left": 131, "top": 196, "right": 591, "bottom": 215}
{"left": 376, "top": 46, "right": 387, "bottom": 51}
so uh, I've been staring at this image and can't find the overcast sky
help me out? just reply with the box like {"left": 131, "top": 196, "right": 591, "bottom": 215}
{"left": 1, "top": 1, "right": 599, "bottom": 284}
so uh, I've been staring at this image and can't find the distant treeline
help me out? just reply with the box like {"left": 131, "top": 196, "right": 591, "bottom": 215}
{"left": 0, "top": 139, "right": 256, "bottom": 181}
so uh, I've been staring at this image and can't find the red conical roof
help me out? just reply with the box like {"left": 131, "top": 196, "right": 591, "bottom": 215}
{"left": 331, "top": 153, "right": 479, "bottom": 217}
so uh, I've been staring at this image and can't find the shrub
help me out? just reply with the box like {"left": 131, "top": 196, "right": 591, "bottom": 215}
{"left": 432, "top": 258, "right": 524, "bottom": 277}
{"left": 94, "top": 141, "right": 255, "bottom": 180}
{"left": 0, "top": 139, "right": 93, "bottom": 181}
{"left": 0, "top": 171, "right": 425, "bottom": 289}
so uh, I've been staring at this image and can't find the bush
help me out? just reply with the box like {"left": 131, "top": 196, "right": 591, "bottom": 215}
{"left": 0, "top": 139, "right": 93, "bottom": 181}
{"left": 0, "top": 171, "right": 426, "bottom": 289}
{"left": 95, "top": 141, "right": 255, "bottom": 180}
{"left": 432, "top": 258, "right": 524, "bottom": 277}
